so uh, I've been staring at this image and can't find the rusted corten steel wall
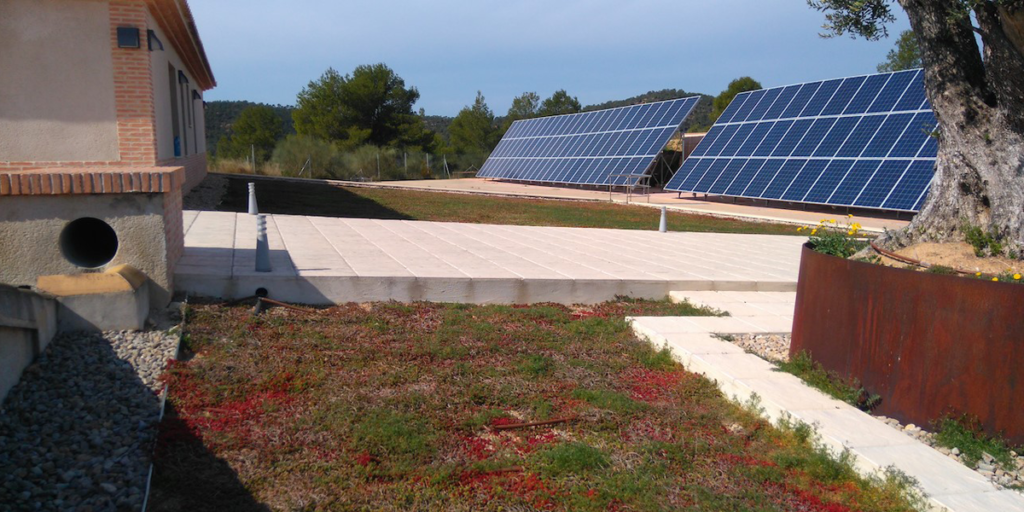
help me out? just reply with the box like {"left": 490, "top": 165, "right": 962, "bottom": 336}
{"left": 790, "top": 244, "right": 1024, "bottom": 445}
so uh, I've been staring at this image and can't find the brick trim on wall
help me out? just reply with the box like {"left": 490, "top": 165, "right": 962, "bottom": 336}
{"left": 159, "top": 153, "right": 207, "bottom": 193}
{"left": 0, "top": 167, "right": 183, "bottom": 196}
{"left": 110, "top": 0, "right": 159, "bottom": 166}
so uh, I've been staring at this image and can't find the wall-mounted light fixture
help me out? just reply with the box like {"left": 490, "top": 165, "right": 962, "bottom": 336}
{"left": 147, "top": 29, "right": 164, "bottom": 51}
{"left": 117, "top": 27, "right": 140, "bottom": 49}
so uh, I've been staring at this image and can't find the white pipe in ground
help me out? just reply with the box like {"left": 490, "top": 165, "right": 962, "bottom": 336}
{"left": 659, "top": 206, "right": 667, "bottom": 233}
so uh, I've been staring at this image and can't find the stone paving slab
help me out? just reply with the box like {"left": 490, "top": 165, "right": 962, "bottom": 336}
{"left": 176, "top": 211, "right": 804, "bottom": 304}
{"left": 628, "top": 316, "right": 1024, "bottom": 512}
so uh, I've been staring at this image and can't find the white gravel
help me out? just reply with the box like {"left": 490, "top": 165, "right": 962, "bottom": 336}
{"left": 0, "top": 329, "right": 179, "bottom": 511}
{"left": 722, "top": 333, "right": 790, "bottom": 363}
{"left": 721, "top": 332, "right": 1024, "bottom": 494}
{"left": 877, "top": 417, "right": 1024, "bottom": 492}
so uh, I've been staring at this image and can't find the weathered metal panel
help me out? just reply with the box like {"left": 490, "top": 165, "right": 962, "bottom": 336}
{"left": 791, "top": 244, "right": 1024, "bottom": 444}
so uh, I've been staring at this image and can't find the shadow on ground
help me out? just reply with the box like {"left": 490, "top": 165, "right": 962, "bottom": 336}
{"left": 0, "top": 332, "right": 175, "bottom": 509}
{"left": 218, "top": 174, "right": 411, "bottom": 220}
{"left": 148, "top": 402, "right": 269, "bottom": 511}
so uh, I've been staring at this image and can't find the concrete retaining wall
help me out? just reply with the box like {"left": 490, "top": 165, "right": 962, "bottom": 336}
{"left": 0, "top": 193, "right": 175, "bottom": 306}
{"left": 0, "top": 285, "right": 57, "bottom": 403}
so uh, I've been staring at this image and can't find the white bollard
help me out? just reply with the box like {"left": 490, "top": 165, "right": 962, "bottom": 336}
{"left": 659, "top": 206, "right": 667, "bottom": 233}
{"left": 255, "top": 214, "right": 271, "bottom": 272}
{"left": 248, "top": 182, "right": 259, "bottom": 215}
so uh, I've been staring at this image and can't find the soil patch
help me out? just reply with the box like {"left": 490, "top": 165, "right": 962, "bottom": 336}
{"left": 885, "top": 242, "right": 1021, "bottom": 274}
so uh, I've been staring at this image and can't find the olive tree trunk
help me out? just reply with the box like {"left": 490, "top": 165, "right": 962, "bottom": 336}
{"left": 884, "top": 1, "right": 1024, "bottom": 256}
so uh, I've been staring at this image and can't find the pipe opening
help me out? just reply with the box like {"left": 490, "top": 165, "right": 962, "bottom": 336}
{"left": 59, "top": 217, "right": 118, "bottom": 268}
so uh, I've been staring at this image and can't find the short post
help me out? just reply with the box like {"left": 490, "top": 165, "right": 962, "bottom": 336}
{"left": 247, "top": 182, "right": 258, "bottom": 215}
{"left": 659, "top": 206, "right": 667, "bottom": 233}
{"left": 255, "top": 214, "right": 271, "bottom": 272}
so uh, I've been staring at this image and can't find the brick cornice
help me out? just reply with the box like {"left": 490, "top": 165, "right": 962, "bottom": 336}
{"left": 0, "top": 167, "right": 184, "bottom": 196}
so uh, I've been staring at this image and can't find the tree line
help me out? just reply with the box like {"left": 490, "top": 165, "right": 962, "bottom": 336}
{"left": 210, "top": 35, "right": 920, "bottom": 182}
{"left": 210, "top": 65, "right": 734, "bottom": 180}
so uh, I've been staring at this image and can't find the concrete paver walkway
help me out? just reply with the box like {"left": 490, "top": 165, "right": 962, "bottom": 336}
{"left": 176, "top": 211, "right": 804, "bottom": 304}
{"left": 631, "top": 291, "right": 1024, "bottom": 512}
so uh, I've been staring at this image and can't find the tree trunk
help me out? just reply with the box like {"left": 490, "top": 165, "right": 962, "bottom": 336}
{"left": 1000, "top": 6, "right": 1024, "bottom": 57}
{"left": 885, "top": 0, "right": 1024, "bottom": 256}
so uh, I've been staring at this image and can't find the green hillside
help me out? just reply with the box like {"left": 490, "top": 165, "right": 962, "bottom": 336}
{"left": 583, "top": 89, "right": 714, "bottom": 132}
{"left": 204, "top": 88, "right": 713, "bottom": 155}
{"left": 205, "top": 101, "right": 295, "bottom": 155}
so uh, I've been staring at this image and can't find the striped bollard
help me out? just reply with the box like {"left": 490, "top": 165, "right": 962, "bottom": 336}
{"left": 248, "top": 182, "right": 259, "bottom": 215}
{"left": 255, "top": 214, "right": 271, "bottom": 272}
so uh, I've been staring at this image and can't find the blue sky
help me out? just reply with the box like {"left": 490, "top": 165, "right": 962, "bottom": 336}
{"left": 190, "top": 0, "right": 910, "bottom": 117}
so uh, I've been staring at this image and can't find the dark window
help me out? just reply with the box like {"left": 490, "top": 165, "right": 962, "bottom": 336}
{"left": 168, "top": 64, "right": 180, "bottom": 157}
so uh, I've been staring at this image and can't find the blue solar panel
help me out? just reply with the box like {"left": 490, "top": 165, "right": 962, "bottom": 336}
{"left": 665, "top": 69, "right": 937, "bottom": 212}
{"left": 479, "top": 97, "right": 701, "bottom": 186}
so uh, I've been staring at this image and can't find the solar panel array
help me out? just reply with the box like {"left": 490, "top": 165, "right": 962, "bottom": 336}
{"left": 665, "top": 69, "right": 938, "bottom": 212}
{"left": 478, "top": 97, "right": 701, "bottom": 186}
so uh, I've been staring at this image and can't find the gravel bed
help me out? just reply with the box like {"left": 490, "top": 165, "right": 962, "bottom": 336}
{"left": 723, "top": 332, "right": 1024, "bottom": 493}
{"left": 0, "top": 329, "right": 179, "bottom": 511}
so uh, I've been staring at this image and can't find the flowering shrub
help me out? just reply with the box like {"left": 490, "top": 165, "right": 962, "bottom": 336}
{"left": 799, "top": 216, "right": 867, "bottom": 258}
{"left": 975, "top": 271, "right": 1024, "bottom": 285}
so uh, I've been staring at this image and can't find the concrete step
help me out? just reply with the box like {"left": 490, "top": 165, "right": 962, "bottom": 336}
{"left": 670, "top": 290, "right": 797, "bottom": 318}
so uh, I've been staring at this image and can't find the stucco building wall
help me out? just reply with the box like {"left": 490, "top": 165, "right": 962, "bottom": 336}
{"left": 0, "top": 0, "right": 214, "bottom": 308}
{"left": 0, "top": 0, "right": 211, "bottom": 193}
{"left": 148, "top": 9, "right": 206, "bottom": 163}
{"left": 0, "top": 0, "right": 120, "bottom": 163}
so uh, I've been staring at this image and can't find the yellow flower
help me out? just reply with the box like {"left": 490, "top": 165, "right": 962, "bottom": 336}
{"left": 1015, "top": 274, "right": 1022, "bottom": 280}
{"left": 847, "top": 230, "right": 854, "bottom": 235}
{"left": 848, "top": 214, "right": 854, "bottom": 218}
{"left": 975, "top": 272, "right": 982, "bottom": 277}
{"left": 797, "top": 226, "right": 805, "bottom": 232}
{"left": 811, "top": 229, "right": 818, "bottom": 235}
{"left": 993, "top": 277, "right": 999, "bottom": 282}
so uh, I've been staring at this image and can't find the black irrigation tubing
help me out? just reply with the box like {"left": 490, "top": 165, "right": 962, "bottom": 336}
{"left": 219, "top": 295, "right": 257, "bottom": 307}
{"left": 259, "top": 297, "right": 319, "bottom": 315}
{"left": 208, "top": 293, "right": 322, "bottom": 316}
{"left": 491, "top": 416, "right": 579, "bottom": 431}
{"left": 870, "top": 242, "right": 992, "bottom": 277}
